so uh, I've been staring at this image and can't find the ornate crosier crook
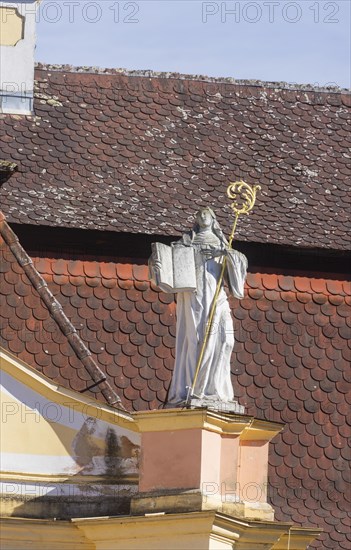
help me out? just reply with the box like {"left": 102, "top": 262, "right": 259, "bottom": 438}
{"left": 186, "top": 181, "right": 261, "bottom": 405}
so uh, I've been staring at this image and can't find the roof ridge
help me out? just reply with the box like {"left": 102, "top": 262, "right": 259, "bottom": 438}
{"left": 35, "top": 63, "right": 350, "bottom": 94}
{"left": 0, "top": 211, "right": 125, "bottom": 411}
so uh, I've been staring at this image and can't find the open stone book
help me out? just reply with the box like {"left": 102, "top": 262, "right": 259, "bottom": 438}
{"left": 149, "top": 243, "right": 196, "bottom": 293}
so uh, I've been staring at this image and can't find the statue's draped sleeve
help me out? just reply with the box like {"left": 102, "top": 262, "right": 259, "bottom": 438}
{"left": 226, "top": 250, "right": 248, "bottom": 299}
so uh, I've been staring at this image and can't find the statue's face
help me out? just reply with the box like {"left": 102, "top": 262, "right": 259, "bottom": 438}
{"left": 196, "top": 209, "right": 213, "bottom": 229}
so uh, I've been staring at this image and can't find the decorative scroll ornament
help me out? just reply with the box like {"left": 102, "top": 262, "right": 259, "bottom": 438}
{"left": 226, "top": 181, "right": 261, "bottom": 246}
{"left": 227, "top": 181, "right": 261, "bottom": 216}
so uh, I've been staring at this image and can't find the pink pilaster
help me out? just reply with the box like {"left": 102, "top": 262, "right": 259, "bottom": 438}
{"left": 132, "top": 409, "right": 283, "bottom": 521}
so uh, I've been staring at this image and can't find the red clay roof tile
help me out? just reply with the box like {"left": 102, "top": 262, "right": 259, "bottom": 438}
{"left": 1, "top": 213, "right": 350, "bottom": 546}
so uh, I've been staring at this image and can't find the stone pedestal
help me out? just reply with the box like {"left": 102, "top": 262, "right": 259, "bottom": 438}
{"left": 189, "top": 398, "right": 245, "bottom": 414}
{"left": 131, "top": 408, "right": 283, "bottom": 521}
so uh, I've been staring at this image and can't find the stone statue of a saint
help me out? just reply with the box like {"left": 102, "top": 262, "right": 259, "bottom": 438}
{"left": 149, "top": 207, "right": 247, "bottom": 410}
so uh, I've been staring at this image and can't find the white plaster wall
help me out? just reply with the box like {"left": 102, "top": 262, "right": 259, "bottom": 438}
{"left": 0, "top": 1, "right": 38, "bottom": 95}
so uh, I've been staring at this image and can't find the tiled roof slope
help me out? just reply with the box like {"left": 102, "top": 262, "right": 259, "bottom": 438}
{"left": 0, "top": 65, "right": 350, "bottom": 250}
{"left": 0, "top": 213, "right": 124, "bottom": 409}
{"left": 0, "top": 246, "right": 349, "bottom": 548}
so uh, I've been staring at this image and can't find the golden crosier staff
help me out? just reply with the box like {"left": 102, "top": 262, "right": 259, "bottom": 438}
{"left": 186, "top": 181, "right": 261, "bottom": 404}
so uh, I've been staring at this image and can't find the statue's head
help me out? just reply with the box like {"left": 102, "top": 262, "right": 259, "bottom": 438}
{"left": 191, "top": 207, "right": 228, "bottom": 245}
{"left": 195, "top": 207, "right": 216, "bottom": 230}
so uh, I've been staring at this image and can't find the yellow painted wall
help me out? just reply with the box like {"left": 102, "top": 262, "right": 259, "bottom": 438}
{"left": 0, "top": 348, "right": 139, "bottom": 518}
{"left": 0, "top": 7, "right": 24, "bottom": 46}
{"left": 0, "top": 348, "right": 139, "bottom": 477}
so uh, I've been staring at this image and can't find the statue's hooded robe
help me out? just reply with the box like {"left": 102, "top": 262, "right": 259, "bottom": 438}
{"left": 167, "top": 225, "right": 247, "bottom": 405}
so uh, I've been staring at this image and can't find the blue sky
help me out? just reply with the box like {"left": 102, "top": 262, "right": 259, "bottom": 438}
{"left": 36, "top": 0, "right": 350, "bottom": 87}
